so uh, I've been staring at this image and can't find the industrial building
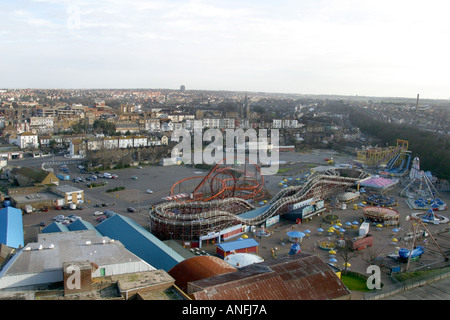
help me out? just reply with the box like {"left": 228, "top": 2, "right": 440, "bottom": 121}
{"left": 43, "top": 219, "right": 102, "bottom": 237}
{"left": 8, "top": 185, "right": 84, "bottom": 211}
{"left": 0, "top": 230, "right": 155, "bottom": 290}
{"left": 41, "top": 213, "right": 185, "bottom": 272}
{"left": 96, "top": 213, "right": 185, "bottom": 271}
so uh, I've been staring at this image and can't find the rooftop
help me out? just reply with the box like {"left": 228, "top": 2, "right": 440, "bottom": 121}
{"left": 0, "top": 230, "right": 155, "bottom": 289}
{"left": 188, "top": 254, "right": 351, "bottom": 300}
{"left": 215, "top": 238, "right": 259, "bottom": 252}
{"left": 96, "top": 214, "right": 185, "bottom": 271}
{"left": 51, "top": 185, "right": 83, "bottom": 193}
{"left": 168, "top": 255, "right": 236, "bottom": 292}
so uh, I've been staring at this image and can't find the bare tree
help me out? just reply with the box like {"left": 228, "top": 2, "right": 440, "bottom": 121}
{"left": 340, "top": 238, "right": 360, "bottom": 274}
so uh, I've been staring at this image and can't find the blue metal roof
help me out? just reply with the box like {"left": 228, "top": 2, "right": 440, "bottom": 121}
{"left": 216, "top": 238, "right": 259, "bottom": 252}
{"left": 42, "top": 221, "right": 70, "bottom": 234}
{"left": 95, "top": 214, "right": 185, "bottom": 271}
{"left": 0, "top": 207, "right": 24, "bottom": 249}
{"left": 68, "top": 219, "right": 103, "bottom": 237}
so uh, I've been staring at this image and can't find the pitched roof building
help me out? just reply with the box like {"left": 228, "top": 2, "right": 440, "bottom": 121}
{"left": 95, "top": 213, "right": 185, "bottom": 271}
{"left": 10, "top": 166, "right": 59, "bottom": 187}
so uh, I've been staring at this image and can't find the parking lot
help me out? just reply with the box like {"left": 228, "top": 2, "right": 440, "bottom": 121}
{"left": 21, "top": 162, "right": 219, "bottom": 241}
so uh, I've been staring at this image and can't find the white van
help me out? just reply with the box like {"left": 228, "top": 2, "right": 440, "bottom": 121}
{"left": 103, "top": 173, "right": 112, "bottom": 179}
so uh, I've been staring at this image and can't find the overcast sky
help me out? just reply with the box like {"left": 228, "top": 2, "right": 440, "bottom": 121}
{"left": 1, "top": 0, "right": 450, "bottom": 99}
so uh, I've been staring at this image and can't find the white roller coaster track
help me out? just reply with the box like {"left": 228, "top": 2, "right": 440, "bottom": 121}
{"left": 149, "top": 169, "right": 370, "bottom": 232}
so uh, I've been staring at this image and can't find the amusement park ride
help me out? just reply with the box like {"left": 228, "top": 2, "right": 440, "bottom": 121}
{"left": 400, "top": 156, "right": 447, "bottom": 211}
{"left": 396, "top": 214, "right": 448, "bottom": 271}
{"left": 356, "top": 139, "right": 411, "bottom": 176}
{"left": 169, "top": 157, "right": 265, "bottom": 203}
{"left": 150, "top": 159, "right": 370, "bottom": 242}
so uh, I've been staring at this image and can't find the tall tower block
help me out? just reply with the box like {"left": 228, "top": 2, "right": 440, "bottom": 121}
{"left": 416, "top": 94, "right": 419, "bottom": 108}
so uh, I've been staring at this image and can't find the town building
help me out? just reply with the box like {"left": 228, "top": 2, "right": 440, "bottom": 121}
{"left": 17, "top": 132, "right": 39, "bottom": 149}
{"left": 50, "top": 185, "right": 84, "bottom": 205}
{"left": 9, "top": 167, "right": 59, "bottom": 187}
{"left": 0, "top": 144, "right": 23, "bottom": 160}
{"left": 29, "top": 116, "right": 54, "bottom": 134}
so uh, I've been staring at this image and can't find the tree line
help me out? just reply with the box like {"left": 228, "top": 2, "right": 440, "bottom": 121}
{"left": 347, "top": 106, "right": 450, "bottom": 180}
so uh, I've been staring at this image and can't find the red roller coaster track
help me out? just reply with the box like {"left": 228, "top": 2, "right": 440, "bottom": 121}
{"left": 170, "top": 157, "right": 265, "bottom": 203}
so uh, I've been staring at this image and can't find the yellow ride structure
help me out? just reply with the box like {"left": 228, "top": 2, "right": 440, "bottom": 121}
{"left": 357, "top": 139, "right": 409, "bottom": 168}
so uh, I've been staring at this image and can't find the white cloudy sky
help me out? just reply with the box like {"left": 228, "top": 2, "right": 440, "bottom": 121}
{"left": 1, "top": 0, "right": 450, "bottom": 99}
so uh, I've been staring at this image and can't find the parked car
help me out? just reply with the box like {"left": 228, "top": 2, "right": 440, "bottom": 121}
{"left": 53, "top": 215, "right": 65, "bottom": 221}
{"left": 40, "top": 221, "right": 46, "bottom": 227}
{"left": 146, "top": 189, "right": 153, "bottom": 194}
{"left": 97, "top": 217, "right": 106, "bottom": 223}
{"left": 69, "top": 216, "right": 82, "bottom": 222}
{"left": 127, "top": 207, "right": 136, "bottom": 213}
{"left": 131, "top": 176, "right": 138, "bottom": 180}
{"left": 94, "top": 211, "right": 103, "bottom": 216}
{"left": 104, "top": 211, "right": 116, "bottom": 218}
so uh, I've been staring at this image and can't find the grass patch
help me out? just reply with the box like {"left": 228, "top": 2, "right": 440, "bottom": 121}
{"left": 106, "top": 186, "right": 126, "bottom": 193}
{"left": 88, "top": 182, "right": 107, "bottom": 188}
{"left": 341, "top": 274, "right": 371, "bottom": 292}
{"left": 393, "top": 267, "right": 450, "bottom": 282}
{"left": 277, "top": 168, "right": 290, "bottom": 174}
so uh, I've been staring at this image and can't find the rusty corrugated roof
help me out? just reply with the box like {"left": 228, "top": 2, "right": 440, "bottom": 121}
{"left": 188, "top": 253, "right": 351, "bottom": 300}
{"left": 168, "top": 255, "right": 237, "bottom": 292}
